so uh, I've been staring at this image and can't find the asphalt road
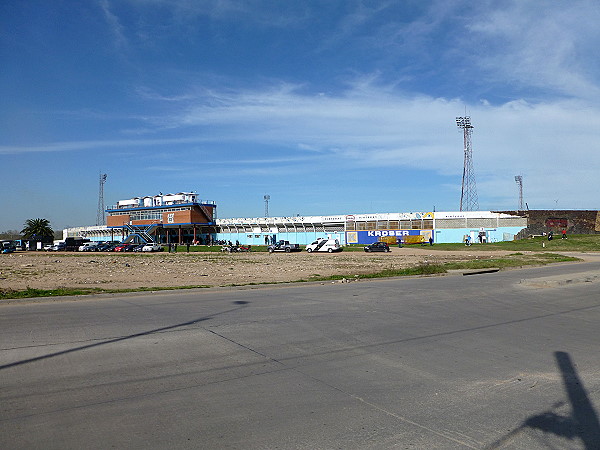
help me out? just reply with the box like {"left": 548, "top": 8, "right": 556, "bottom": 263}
{"left": 2, "top": 259, "right": 600, "bottom": 449}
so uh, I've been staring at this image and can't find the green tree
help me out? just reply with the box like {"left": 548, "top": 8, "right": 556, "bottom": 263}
{"left": 21, "top": 218, "right": 54, "bottom": 240}
{"left": 0, "top": 229, "right": 21, "bottom": 240}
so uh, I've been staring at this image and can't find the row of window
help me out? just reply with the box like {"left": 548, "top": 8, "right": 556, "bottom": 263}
{"left": 130, "top": 212, "right": 163, "bottom": 221}
{"left": 106, "top": 216, "right": 526, "bottom": 231}
{"left": 110, "top": 207, "right": 192, "bottom": 218}
{"left": 346, "top": 220, "right": 434, "bottom": 231}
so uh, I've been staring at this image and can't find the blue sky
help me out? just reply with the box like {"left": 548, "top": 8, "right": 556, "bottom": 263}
{"left": 2, "top": 0, "right": 599, "bottom": 231}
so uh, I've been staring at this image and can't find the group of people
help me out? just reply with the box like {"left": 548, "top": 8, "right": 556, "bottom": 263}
{"left": 547, "top": 229, "right": 568, "bottom": 241}
{"left": 264, "top": 235, "right": 277, "bottom": 245}
{"left": 464, "top": 234, "right": 486, "bottom": 246}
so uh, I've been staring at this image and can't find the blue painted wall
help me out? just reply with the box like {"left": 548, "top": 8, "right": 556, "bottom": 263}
{"left": 434, "top": 226, "right": 525, "bottom": 244}
{"left": 216, "top": 231, "right": 345, "bottom": 246}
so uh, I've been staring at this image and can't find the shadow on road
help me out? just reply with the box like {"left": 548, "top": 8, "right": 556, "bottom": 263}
{"left": 0, "top": 301, "right": 250, "bottom": 371}
{"left": 487, "top": 351, "right": 600, "bottom": 449}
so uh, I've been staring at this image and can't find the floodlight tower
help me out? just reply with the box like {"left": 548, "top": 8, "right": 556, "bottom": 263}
{"left": 264, "top": 194, "right": 270, "bottom": 217}
{"left": 456, "top": 116, "right": 479, "bottom": 211}
{"left": 515, "top": 175, "right": 524, "bottom": 211}
{"left": 96, "top": 172, "right": 108, "bottom": 226}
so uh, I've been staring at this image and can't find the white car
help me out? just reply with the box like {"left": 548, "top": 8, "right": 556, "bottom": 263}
{"left": 142, "top": 243, "right": 163, "bottom": 252}
{"left": 306, "top": 238, "right": 342, "bottom": 253}
{"left": 79, "top": 242, "right": 99, "bottom": 252}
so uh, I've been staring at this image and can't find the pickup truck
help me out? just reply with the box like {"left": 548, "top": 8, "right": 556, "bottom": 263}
{"left": 267, "top": 240, "right": 301, "bottom": 253}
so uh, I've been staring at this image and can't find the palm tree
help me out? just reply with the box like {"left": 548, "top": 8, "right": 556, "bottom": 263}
{"left": 21, "top": 218, "right": 54, "bottom": 240}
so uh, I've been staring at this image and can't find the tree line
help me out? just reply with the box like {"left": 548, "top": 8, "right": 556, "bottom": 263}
{"left": 1, "top": 218, "right": 59, "bottom": 241}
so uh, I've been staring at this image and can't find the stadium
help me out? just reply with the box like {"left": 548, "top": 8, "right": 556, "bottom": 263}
{"left": 63, "top": 191, "right": 546, "bottom": 246}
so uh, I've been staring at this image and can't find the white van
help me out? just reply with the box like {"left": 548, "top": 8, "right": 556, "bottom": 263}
{"left": 306, "top": 238, "right": 342, "bottom": 253}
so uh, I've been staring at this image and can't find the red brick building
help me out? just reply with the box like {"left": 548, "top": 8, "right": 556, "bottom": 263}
{"left": 106, "top": 192, "right": 216, "bottom": 244}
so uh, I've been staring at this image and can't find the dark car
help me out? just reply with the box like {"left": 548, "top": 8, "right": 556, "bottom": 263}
{"left": 364, "top": 242, "right": 390, "bottom": 252}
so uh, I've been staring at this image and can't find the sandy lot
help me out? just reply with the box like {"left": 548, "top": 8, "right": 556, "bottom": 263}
{"left": 0, "top": 248, "right": 518, "bottom": 291}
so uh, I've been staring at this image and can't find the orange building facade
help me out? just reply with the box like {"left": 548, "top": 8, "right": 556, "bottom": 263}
{"left": 106, "top": 192, "right": 217, "bottom": 244}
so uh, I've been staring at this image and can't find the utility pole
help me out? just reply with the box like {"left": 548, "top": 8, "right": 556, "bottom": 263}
{"left": 456, "top": 116, "right": 479, "bottom": 211}
{"left": 96, "top": 172, "right": 107, "bottom": 226}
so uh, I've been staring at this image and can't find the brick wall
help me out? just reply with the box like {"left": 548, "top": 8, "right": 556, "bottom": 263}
{"left": 496, "top": 210, "right": 600, "bottom": 237}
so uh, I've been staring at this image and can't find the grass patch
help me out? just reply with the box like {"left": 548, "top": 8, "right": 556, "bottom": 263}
{"left": 0, "top": 287, "right": 104, "bottom": 299}
{"left": 0, "top": 285, "right": 211, "bottom": 300}
{"left": 302, "top": 253, "right": 580, "bottom": 283}
{"left": 305, "top": 263, "right": 448, "bottom": 282}
{"left": 427, "top": 234, "right": 600, "bottom": 252}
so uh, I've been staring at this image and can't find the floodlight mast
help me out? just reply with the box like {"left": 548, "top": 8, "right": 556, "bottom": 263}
{"left": 456, "top": 116, "right": 479, "bottom": 211}
{"left": 264, "top": 195, "right": 270, "bottom": 217}
{"left": 515, "top": 175, "right": 524, "bottom": 210}
{"left": 96, "top": 172, "right": 108, "bottom": 226}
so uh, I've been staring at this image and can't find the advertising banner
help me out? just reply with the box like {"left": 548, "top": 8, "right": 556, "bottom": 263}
{"left": 346, "top": 229, "right": 429, "bottom": 245}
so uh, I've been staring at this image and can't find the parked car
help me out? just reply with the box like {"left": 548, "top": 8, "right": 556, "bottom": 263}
{"left": 267, "top": 240, "right": 301, "bottom": 253}
{"left": 306, "top": 238, "right": 342, "bottom": 253}
{"left": 49, "top": 242, "right": 66, "bottom": 251}
{"left": 1, "top": 241, "right": 16, "bottom": 254}
{"left": 43, "top": 244, "right": 53, "bottom": 251}
{"left": 132, "top": 244, "right": 146, "bottom": 252}
{"left": 79, "top": 242, "right": 100, "bottom": 252}
{"left": 113, "top": 243, "right": 131, "bottom": 252}
{"left": 142, "top": 243, "right": 163, "bottom": 252}
{"left": 364, "top": 242, "right": 390, "bottom": 252}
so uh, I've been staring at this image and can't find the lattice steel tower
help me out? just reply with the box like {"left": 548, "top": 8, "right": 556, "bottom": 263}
{"left": 456, "top": 116, "right": 479, "bottom": 211}
{"left": 96, "top": 172, "right": 107, "bottom": 226}
{"left": 515, "top": 175, "right": 524, "bottom": 210}
{"left": 264, "top": 194, "right": 270, "bottom": 217}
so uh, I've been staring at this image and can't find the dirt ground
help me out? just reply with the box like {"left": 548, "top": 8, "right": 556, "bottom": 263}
{"left": 0, "top": 248, "right": 520, "bottom": 291}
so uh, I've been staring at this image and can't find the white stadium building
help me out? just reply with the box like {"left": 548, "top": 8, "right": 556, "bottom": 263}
{"left": 63, "top": 192, "right": 528, "bottom": 245}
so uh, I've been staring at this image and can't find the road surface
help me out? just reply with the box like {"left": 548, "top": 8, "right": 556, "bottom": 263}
{"left": 2, "top": 259, "right": 600, "bottom": 449}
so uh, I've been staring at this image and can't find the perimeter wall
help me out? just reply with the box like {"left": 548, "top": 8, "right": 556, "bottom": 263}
{"left": 496, "top": 210, "right": 600, "bottom": 238}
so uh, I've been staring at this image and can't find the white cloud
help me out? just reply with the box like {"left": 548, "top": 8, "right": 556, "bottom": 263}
{"left": 99, "top": 0, "right": 129, "bottom": 50}
{"left": 6, "top": 80, "right": 600, "bottom": 203}
{"left": 466, "top": 0, "right": 600, "bottom": 100}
